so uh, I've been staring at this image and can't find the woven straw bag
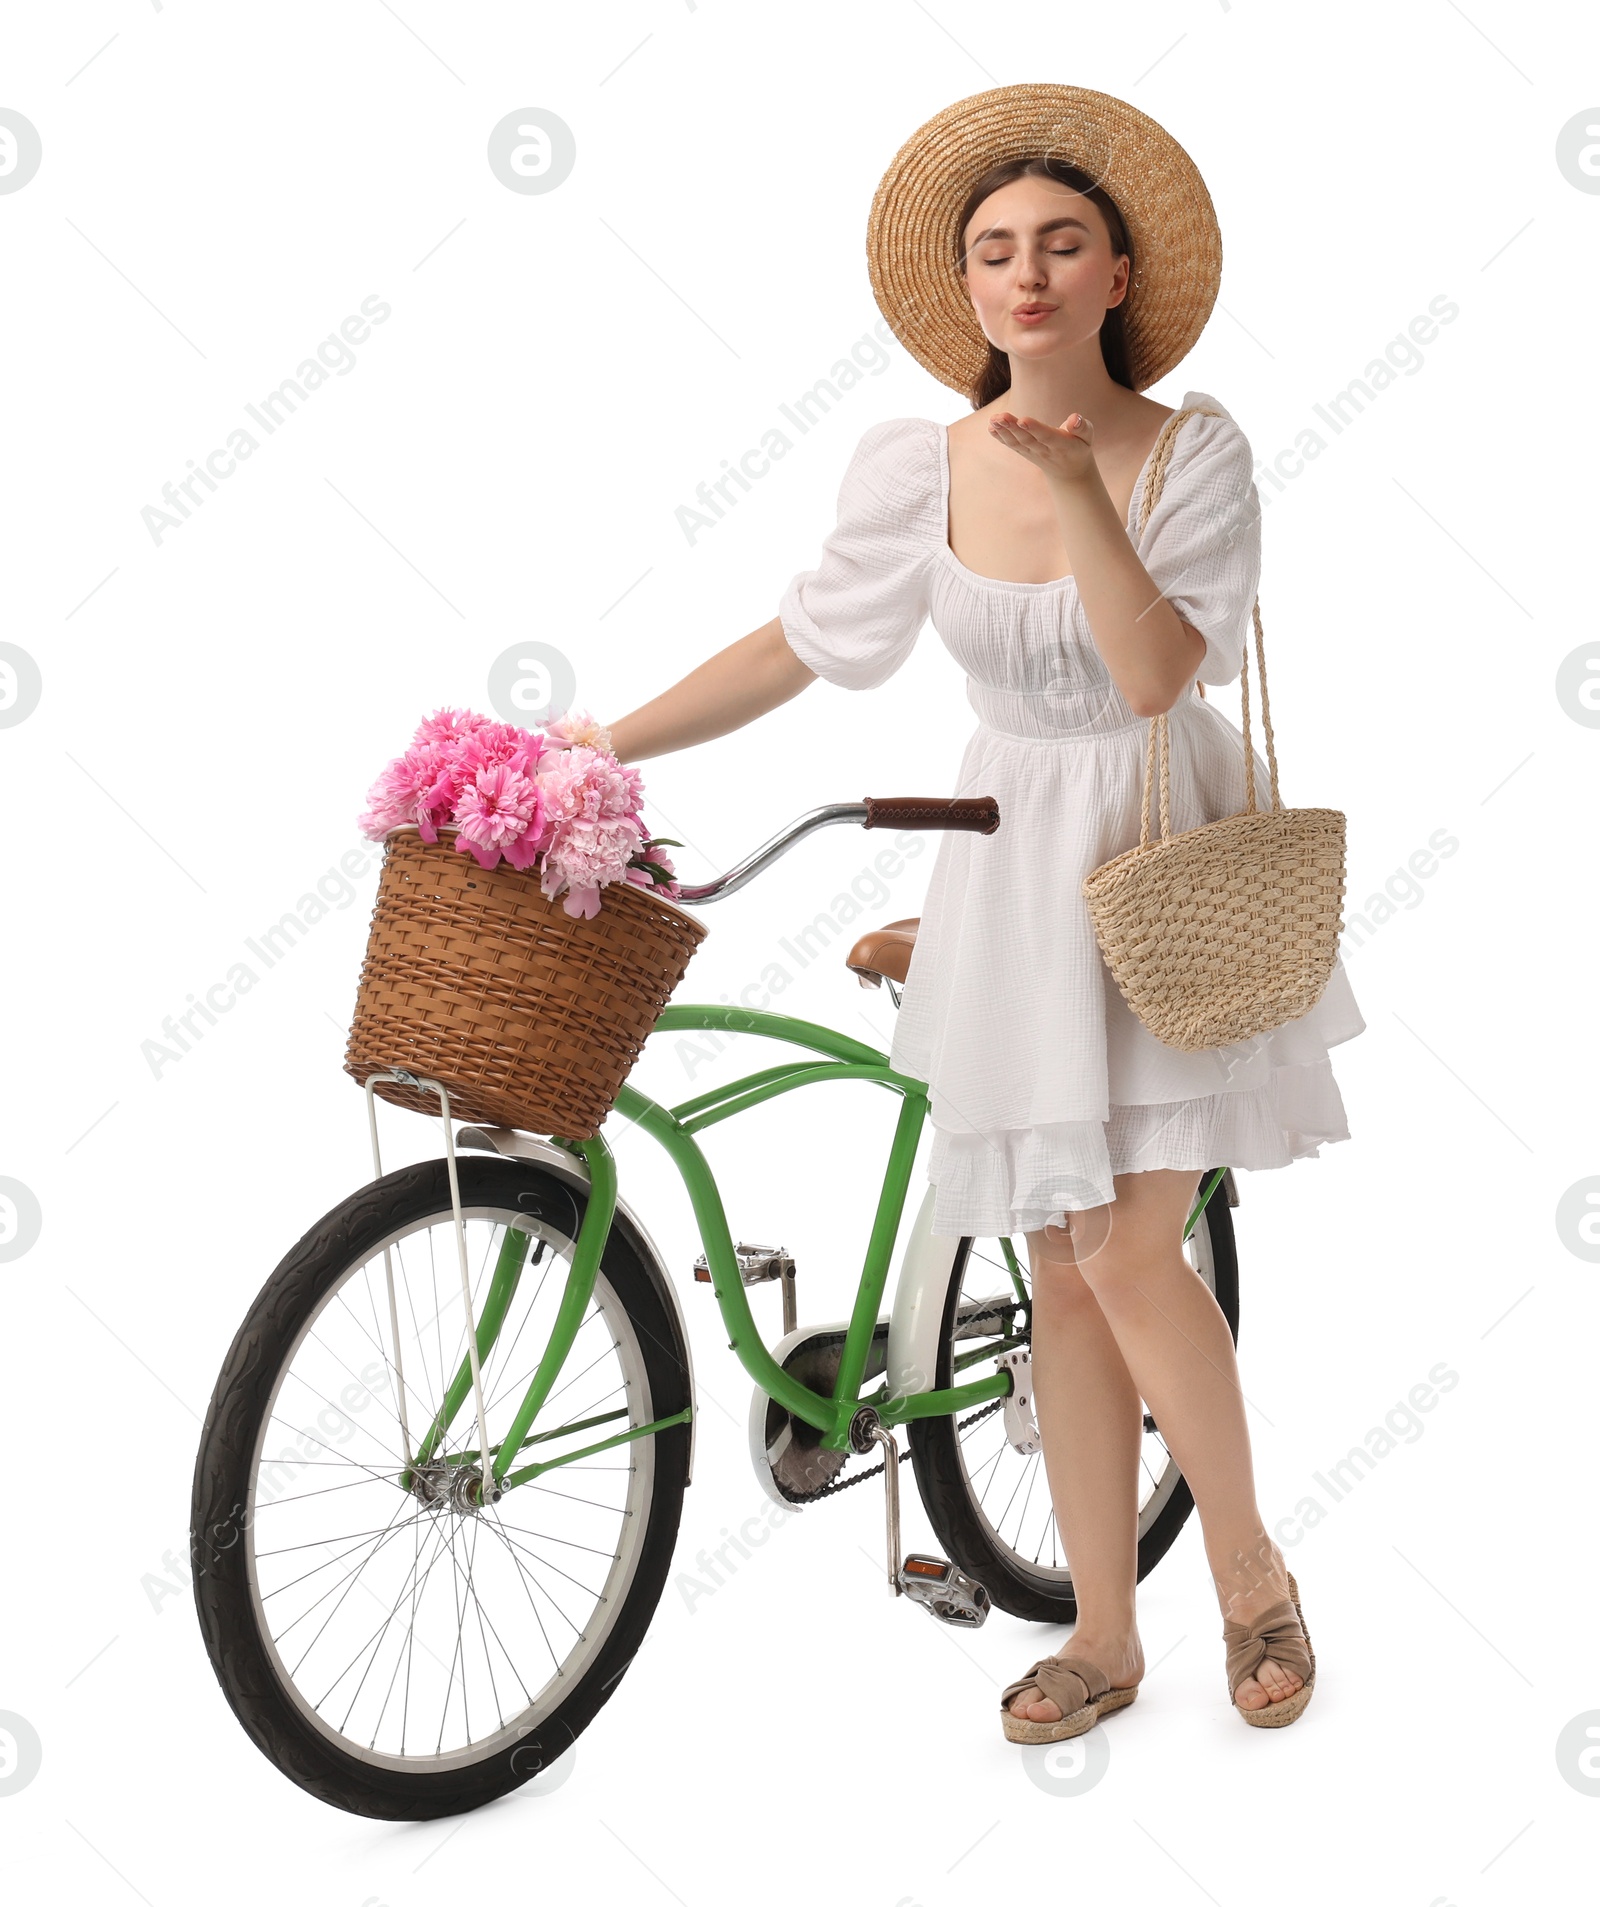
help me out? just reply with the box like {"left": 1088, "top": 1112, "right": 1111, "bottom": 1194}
{"left": 1080, "top": 407, "right": 1348, "bottom": 1053}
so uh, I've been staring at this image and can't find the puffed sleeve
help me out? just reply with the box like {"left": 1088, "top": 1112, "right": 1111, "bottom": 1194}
{"left": 777, "top": 417, "right": 939, "bottom": 690}
{"left": 1134, "top": 407, "right": 1262, "bottom": 688}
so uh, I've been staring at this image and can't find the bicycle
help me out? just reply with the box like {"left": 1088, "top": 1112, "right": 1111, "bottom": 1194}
{"left": 190, "top": 794, "right": 1239, "bottom": 1819}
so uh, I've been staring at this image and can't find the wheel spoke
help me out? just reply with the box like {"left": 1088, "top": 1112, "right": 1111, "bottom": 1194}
{"left": 477, "top": 1515, "right": 590, "bottom": 1636}
{"left": 477, "top": 1508, "right": 562, "bottom": 1672}
{"left": 483, "top": 1519, "right": 612, "bottom": 1603}
{"left": 276, "top": 1500, "right": 421, "bottom": 1645}
{"left": 332, "top": 1286, "right": 440, "bottom": 1442}
{"left": 251, "top": 1472, "right": 401, "bottom": 1509}
{"left": 312, "top": 1510, "right": 455, "bottom": 1718}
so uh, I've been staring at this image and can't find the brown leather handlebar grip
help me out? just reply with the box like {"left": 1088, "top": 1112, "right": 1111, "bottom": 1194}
{"left": 861, "top": 795, "right": 1000, "bottom": 835}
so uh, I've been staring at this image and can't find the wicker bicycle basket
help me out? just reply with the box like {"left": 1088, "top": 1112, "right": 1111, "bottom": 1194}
{"left": 344, "top": 829, "right": 708, "bottom": 1138}
{"left": 1080, "top": 406, "right": 1348, "bottom": 1053}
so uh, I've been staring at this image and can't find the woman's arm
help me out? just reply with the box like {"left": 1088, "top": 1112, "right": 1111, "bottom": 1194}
{"left": 990, "top": 412, "right": 1206, "bottom": 718}
{"left": 605, "top": 617, "right": 818, "bottom": 764}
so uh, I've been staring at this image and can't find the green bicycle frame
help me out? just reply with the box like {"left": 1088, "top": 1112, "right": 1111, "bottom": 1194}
{"left": 410, "top": 1005, "right": 1230, "bottom": 1495}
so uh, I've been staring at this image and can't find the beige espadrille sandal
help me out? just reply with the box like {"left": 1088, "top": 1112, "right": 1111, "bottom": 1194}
{"left": 1223, "top": 1570, "right": 1316, "bottom": 1727}
{"left": 999, "top": 1651, "right": 1141, "bottom": 1744}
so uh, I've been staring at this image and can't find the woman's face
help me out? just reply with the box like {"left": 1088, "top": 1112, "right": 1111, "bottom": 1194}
{"left": 960, "top": 175, "right": 1128, "bottom": 368}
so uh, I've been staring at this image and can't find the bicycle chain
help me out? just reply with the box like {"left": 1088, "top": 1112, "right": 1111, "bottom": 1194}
{"left": 809, "top": 1395, "right": 1007, "bottom": 1500}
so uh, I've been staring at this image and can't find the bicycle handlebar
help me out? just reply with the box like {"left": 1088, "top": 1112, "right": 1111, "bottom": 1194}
{"left": 858, "top": 794, "right": 999, "bottom": 835}
{"left": 671, "top": 794, "right": 1000, "bottom": 906}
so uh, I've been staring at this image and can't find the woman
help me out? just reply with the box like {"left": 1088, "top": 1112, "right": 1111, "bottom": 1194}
{"left": 604, "top": 85, "right": 1364, "bottom": 1740}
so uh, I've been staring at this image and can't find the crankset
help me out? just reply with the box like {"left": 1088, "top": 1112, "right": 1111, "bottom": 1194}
{"left": 747, "top": 1321, "right": 891, "bottom": 1506}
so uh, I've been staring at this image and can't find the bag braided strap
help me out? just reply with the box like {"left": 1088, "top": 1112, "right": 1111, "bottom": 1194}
{"left": 999, "top": 1651, "right": 1112, "bottom": 1718}
{"left": 1222, "top": 1596, "right": 1313, "bottom": 1701}
{"left": 1134, "top": 407, "right": 1280, "bottom": 848}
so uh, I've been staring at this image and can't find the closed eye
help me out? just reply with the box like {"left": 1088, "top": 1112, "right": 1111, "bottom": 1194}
{"left": 980, "top": 247, "right": 1079, "bottom": 264}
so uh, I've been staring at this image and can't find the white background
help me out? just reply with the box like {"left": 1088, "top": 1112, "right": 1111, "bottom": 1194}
{"left": 3, "top": 3, "right": 1596, "bottom": 1902}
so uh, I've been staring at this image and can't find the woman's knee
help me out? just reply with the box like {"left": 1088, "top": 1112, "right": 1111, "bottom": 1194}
{"left": 1069, "top": 1246, "right": 1145, "bottom": 1310}
{"left": 1056, "top": 1211, "right": 1152, "bottom": 1301}
{"left": 1064, "top": 1174, "right": 1195, "bottom": 1295}
{"left": 1025, "top": 1242, "right": 1099, "bottom": 1313}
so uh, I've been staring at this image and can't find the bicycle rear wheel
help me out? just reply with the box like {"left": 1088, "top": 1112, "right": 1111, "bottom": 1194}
{"left": 907, "top": 1173, "right": 1239, "bottom": 1622}
{"left": 191, "top": 1154, "right": 691, "bottom": 1819}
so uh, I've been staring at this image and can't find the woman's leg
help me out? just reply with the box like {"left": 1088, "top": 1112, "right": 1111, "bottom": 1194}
{"left": 1061, "top": 1168, "right": 1305, "bottom": 1711}
{"left": 1006, "top": 1220, "right": 1146, "bottom": 1723}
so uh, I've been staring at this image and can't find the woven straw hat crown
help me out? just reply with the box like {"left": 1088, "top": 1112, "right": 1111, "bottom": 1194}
{"left": 866, "top": 84, "right": 1222, "bottom": 395}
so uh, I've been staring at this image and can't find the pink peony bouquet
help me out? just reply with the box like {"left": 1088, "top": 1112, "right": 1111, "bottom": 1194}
{"left": 359, "top": 707, "right": 681, "bottom": 919}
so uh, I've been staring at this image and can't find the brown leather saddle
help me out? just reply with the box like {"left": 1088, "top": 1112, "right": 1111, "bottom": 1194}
{"left": 845, "top": 917, "right": 919, "bottom": 989}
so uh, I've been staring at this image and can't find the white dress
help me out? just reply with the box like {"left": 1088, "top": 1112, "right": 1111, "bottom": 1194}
{"left": 777, "top": 391, "right": 1366, "bottom": 1240}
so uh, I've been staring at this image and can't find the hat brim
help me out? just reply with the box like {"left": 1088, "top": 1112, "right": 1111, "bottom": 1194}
{"left": 866, "top": 84, "right": 1222, "bottom": 397}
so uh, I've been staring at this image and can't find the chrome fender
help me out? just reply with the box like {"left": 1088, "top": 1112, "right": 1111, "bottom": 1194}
{"left": 885, "top": 1180, "right": 963, "bottom": 1401}
{"left": 456, "top": 1125, "right": 698, "bottom": 1487}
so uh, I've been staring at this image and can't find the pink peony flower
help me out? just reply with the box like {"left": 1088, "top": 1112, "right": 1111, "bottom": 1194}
{"left": 538, "top": 815, "right": 644, "bottom": 917}
{"left": 459, "top": 719, "right": 548, "bottom": 785}
{"left": 413, "top": 707, "right": 494, "bottom": 751}
{"left": 359, "top": 740, "right": 459, "bottom": 843}
{"left": 542, "top": 707, "right": 614, "bottom": 754}
{"left": 452, "top": 762, "right": 545, "bottom": 871}
{"left": 535, "top": 744, "right": 644, "bottom": 827}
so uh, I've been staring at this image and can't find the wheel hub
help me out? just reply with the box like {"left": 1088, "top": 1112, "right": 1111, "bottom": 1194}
{"left": 409, "top": 1460, "right": 495, "bottom": 1515}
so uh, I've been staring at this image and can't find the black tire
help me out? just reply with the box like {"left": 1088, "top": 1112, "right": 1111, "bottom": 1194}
{"left": 908, "top": 1172, "right": 1239, "bottom": 1623}
{"left": 191, "top": 1154, "right": 692, "bottom": 1820}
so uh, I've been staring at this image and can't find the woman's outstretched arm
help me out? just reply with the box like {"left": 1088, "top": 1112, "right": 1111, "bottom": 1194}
{"left": 990, "top": 411, "right": 1208, "bottom": 718}
{"left": 606, "top": 616, "right": 818, "bottom": 764}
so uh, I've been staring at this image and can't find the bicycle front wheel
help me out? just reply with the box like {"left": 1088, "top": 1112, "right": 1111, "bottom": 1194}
{"left": 907, "top": 1173, "right": 1239, "bottom": 1622}
{"left": 191, "top": 1153, "right": 691, "bottom": 1819}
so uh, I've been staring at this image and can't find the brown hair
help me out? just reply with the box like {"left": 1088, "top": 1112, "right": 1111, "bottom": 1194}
{"left": 955, "top": 155, "right": 1135, "bottom": 409}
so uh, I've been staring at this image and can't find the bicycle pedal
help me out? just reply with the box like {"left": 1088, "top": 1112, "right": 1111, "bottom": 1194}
{"left": 994, "top": 1347, "right": 1041, "bottom": 1456}
{"left": 897, "top": 1555, "right": 991, "bottom": 1627}
{"left": 692, "top": 1240, "right": 795, "bottom": 1287}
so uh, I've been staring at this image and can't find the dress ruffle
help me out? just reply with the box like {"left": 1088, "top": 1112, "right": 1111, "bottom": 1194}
{"left": 927, "top": 1056, "right": 1352, "bottom": 1238}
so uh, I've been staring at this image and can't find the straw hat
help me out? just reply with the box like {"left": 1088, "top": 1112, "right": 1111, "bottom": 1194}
{"left": 866, "top": 84, "right": 1222, "bottom": 396}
